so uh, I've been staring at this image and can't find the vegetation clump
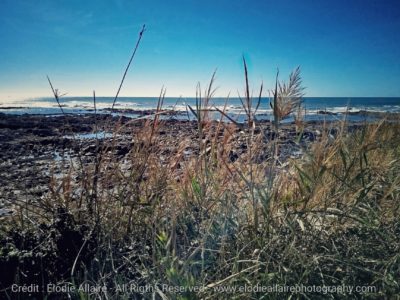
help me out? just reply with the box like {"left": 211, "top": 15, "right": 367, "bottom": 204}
{"left": 1, "top": 27, "right": 399, "bottom": 299}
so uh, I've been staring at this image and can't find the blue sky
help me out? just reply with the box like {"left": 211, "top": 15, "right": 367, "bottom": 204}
{"left": 0, "top": 0, "right": 400, "bottom": 100}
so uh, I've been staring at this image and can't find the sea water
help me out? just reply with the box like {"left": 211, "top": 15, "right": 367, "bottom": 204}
{"left": 1, "top": 97, "right": 399, "bottom": 122}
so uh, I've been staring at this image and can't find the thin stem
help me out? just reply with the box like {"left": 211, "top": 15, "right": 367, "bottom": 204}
{"left": 111, "top": 24, "right": 146, "bottom": 112}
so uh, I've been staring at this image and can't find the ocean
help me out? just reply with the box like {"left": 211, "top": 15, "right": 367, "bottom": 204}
{"left": 1, "top": 97, "right": 399, "bottom": 122}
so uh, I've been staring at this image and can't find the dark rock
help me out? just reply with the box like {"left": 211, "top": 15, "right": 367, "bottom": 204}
{"left": 116, "top": 145, "right": 130, "bottom": 156}
{"left": 228, "top": 151, "right": 239, "bottom": 162}
{"left": 317, "top": 110, "right": 337, "bottom": 115}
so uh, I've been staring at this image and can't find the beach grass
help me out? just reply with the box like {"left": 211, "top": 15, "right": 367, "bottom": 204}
{"left": 1, "top": 85, "right": 399, "bottom": 300}
{"left": 0, "top": 28, "right": 399, "bottom": 299}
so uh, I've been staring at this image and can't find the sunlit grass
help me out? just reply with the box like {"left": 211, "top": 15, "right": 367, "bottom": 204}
{"left": 1, "top": 27, "right": 399, "bottom": 299}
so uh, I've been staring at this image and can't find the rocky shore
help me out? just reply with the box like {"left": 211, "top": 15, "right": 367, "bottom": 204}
{"left": 0, "top": 112, "right": 372, "bottom": 216}
{"left": 1, "top": 112, "right": 399, "bottom": 299}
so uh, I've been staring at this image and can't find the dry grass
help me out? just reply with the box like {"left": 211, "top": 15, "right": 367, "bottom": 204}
{"left": 271, "top": 66, "right": 305, "bottom": 129}
{"left": 2, "top": 95, "right": 399, "bottom": 300}
{"left": 1, "top": 28, "right": 399, "bottom": 299}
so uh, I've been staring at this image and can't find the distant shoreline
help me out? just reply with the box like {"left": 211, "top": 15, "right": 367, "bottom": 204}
{"left": 1, "top": 106, "right": 399, "bottom": 123}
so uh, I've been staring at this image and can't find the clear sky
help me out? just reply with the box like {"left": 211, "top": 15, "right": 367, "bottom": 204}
{"left": 1, "top": 0, "right": 400, "bottom": 100}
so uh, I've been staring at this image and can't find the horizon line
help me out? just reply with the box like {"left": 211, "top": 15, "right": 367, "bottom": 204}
{"left": 2, "top": 95, "right": 400, "bottom": 101}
